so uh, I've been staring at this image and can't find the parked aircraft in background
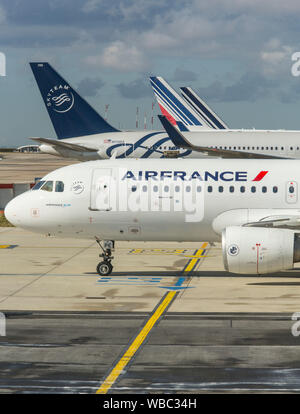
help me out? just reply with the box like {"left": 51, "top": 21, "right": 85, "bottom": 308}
{"left": 29, "top": 62, "right": 194, "bottom": 160}
{"left": 150, "top": 76, "right": 228, "bottom": 130}
{"left": 29, "top": 63, "right": 300, "bottom": 161}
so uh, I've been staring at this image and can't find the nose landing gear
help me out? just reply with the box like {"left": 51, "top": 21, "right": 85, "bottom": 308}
{"left": 95, "top": 238, "right": 115, "bottom": 276}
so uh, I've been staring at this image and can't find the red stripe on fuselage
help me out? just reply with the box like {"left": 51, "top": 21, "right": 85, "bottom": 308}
{"left": 252, "top": 171, "right": 268, "bottom": 181}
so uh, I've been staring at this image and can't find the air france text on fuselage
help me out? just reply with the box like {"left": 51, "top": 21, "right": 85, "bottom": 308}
{"left": 122, "top": 170, "right": 268, "bottom": 182}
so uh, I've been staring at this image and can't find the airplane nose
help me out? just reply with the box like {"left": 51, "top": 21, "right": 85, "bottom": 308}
{"left": 4, "top": 197, "right": 19, "bottom": 226}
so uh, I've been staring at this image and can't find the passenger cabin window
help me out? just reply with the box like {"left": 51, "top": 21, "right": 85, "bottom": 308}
{"left": 41, "top": 181, "right": 53, "bottom": 192}
{"left": 32, "top": 180, "right": 45, "bottom": 190}
{"left": 55, "top": 181, "right": 64, "bottom": 192}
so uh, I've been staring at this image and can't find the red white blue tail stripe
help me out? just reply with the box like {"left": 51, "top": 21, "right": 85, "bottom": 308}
{"left": 180, "top": 86, "right": 228, "bottom": 130}
{"left": 150, "top": 76, "right": 209, "bottom": 131}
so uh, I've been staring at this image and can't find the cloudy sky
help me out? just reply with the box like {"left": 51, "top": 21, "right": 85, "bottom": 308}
{"left": 1, "top": 0, "right": 300, "bottom": 146}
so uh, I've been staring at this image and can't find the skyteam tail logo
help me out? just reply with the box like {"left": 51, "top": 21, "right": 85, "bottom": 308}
{"left": 46, "top": 84, "right": 74, "bottom": 113}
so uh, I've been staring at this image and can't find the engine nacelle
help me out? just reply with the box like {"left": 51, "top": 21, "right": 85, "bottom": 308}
{"left": 222, "top": 226, "right": 300, "bottom": 274}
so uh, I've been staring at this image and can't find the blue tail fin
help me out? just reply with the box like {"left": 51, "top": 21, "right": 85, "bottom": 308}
{"left": 30, "top": 62, "right": 119, "bottom": 139}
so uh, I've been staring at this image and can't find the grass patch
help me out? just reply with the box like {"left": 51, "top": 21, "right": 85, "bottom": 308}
{"left": 0, "top": 214, "right": 14, "bottom": 227}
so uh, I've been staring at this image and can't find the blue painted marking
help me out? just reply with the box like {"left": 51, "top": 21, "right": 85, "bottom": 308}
{"left": 175, "top": 277, "right": 186, "bottom": 286}
{"left": 159, "top": 276, "right": 194, "bottom": 291}
{"left": 159, "top": 286, "right": 193, "bottom": 291}
{"left": 96, "top": 275, "right": 194, "bottom": 290}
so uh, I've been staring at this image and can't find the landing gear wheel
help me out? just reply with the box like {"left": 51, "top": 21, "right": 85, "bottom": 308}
{"left": 95, "top": 238, "right": 115, "bottom": 276}
{"left": 97, "top": 261, "right": 113, "bottom": 276}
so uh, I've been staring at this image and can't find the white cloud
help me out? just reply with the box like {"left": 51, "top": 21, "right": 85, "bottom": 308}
{"left": 82, "top": 0, "right": 103, "bottom": 13}
{"left": 260, "top": 39, "right": 293, "bottom": 76}
{"left": 86, "top": 40, "right": 149, "bottom": 72}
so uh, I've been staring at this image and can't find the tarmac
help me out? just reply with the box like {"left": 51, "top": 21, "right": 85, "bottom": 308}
{"left": 0, "top": 152, "right": 76, "bottom": 183}
{"left": 1, "top": 227, "right": 300, "bottom": 313}
{"left": 1, "top": 153, "right": 300, "bottom": 394}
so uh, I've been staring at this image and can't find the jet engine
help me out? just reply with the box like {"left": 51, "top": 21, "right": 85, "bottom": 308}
{"left": 222, "top": 226, "right": 300, "bottom": 274}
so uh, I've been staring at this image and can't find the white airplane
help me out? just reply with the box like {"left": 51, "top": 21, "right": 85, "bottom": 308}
{"left": 157, "top": 114, "right": 300, "bottom": 159}
{"left": 5, "top": 157, "right": 300, "bottom": 276}
{"left": 150, "top": 76, "right": 228, "bottom": 130}
{"left": 30, "top": 62, "right": 194, "bottom": 160}
{"left": 29, "top": 63, "right": 300, "bottom": 161}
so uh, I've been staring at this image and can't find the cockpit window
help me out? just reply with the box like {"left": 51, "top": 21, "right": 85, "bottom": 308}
{"left": 55, "top": 181, "right": 64, "bottom": 192}
{"left": 41, "top": 181, "right": 53, "bottom": 192}
{"left": 32, "top": 180, "right": 45, "bottom": 190}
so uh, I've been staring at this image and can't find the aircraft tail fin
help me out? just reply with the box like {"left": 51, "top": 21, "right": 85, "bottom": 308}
{"left": 180, "top": 86, "right": 228, "bottom": 130}
{"left": 158, "top": 115, "right": 191, "bottom": 148}
{"left": 30, "top": 62, "right": 119, "bottom": 139}
{"left": 150, "top": 76, "right": 208, "bottom": 131}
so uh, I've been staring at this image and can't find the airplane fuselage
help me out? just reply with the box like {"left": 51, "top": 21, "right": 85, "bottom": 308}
{"left": 5, "top": 158, "right": 300, "bottom": 241}
{"left": 39, "top": 129, "right": 300, "bottom": 160}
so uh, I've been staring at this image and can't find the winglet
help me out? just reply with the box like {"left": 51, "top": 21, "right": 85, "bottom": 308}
{"left": 158, "top": 115, "right": 192, "bottom": 149}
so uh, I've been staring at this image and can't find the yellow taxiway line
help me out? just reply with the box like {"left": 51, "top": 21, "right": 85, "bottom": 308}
{"left": 96, "top": 242, "right": 208, "bottom": 394}
{"left": 96, "top": 289, "right": 177, "bottom": 394}
{"left": 183, "top": 242, "right": 209, "bottom": 272}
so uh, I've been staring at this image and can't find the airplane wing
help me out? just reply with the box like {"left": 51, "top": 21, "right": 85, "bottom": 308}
{"left": 30, "top": 137, "right": 98, "bottom": 152}
{"left": 157, "top": 115, "right": 288, "bottom": 160}
{"left": 244, "top": 215, "right": 300, "bottom": 229}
